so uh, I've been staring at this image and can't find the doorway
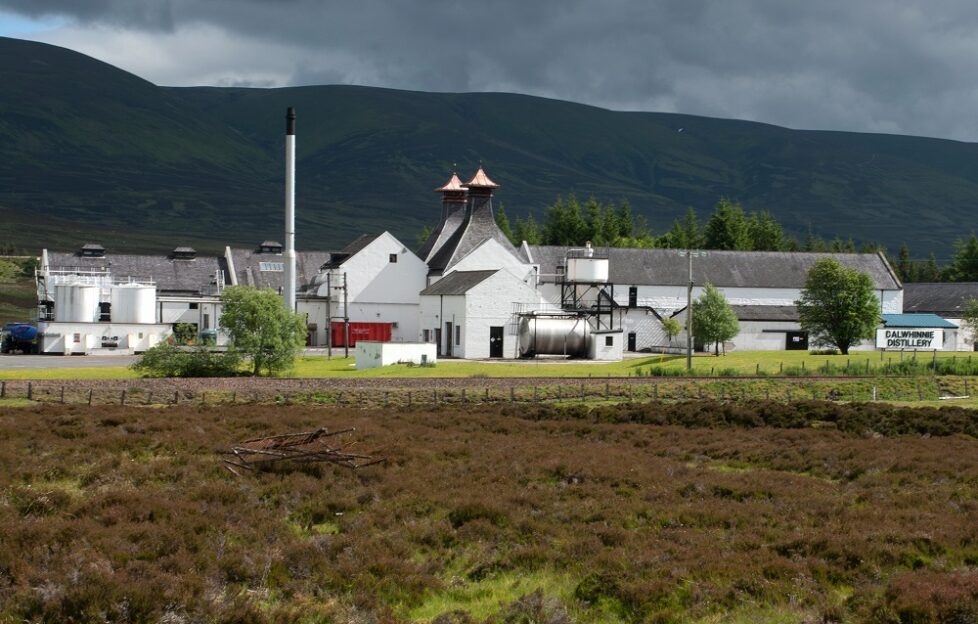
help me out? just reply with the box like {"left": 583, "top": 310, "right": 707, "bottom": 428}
{"left": 489, "top": 326, "right": 504, "bottom": 358}
{"left": 627, "top": 332, "right": 637, "bottom": 352}
{"left": 786, "top": 331, "right": 808, "bottom": 350}
{"left": 445, "top": 322, "right": 453, "bottom": 357}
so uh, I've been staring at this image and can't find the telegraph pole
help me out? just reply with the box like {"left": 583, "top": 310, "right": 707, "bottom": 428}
{"left": 679, "top": 250, "right": 708, "bottom": 372}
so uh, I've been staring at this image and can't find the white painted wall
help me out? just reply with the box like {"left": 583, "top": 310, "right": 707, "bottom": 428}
{"left": 945, "top": 319, "right": 976, "bottom": 351}
{"left": 314, "top": 232, "right": 425, "bottom": 344}
{"left": 419, "top": 269, "right": 546, "bottom": 359}
{"left": 317, "top": 232, "right": 427, "bottom": 304}
{"left": 460, "top": 270, "right": 546, "bottom": 359}
{"left": 589, "top": 330, "right": 624, "bottom": 361}
{"left": 617, "top": 285, "right": 902, "bottom": 313}
{"left": 449, "top": 238, "right": 537, "bottom": 282}
{"left": 355, "top": 341, "right": 437, "bottom": 369}
{"left": 39, "top": 322, "right": 168, "bottom": 354}
{"left": 620, "top": 309, "right": 668, "bottom": 352}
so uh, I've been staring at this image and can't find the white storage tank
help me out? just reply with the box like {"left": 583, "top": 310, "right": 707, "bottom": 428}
{"left": 54, "top": 283, "right": 100, "bottom": 323}
{"left": 565, "top": 244, "right": 609, "bottom": 282}
{"left": 111, "top": 284, "right": 157, "bottom": 324}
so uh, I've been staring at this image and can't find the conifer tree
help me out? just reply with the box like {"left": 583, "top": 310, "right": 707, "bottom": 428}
{"left": 495, "top": 204, "right": 516, "bottom": 244}
{"left": 703, "top": 198, "right": 751, "bottom": 250}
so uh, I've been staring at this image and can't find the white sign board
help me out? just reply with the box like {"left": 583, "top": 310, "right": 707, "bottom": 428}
{"left": 876, "top": 328, "right": 944, "bottom": 351}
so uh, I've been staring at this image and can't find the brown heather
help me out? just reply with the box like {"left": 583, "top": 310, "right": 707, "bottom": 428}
{"left": 0, "top": 401, "right": 976, "bottom": 623}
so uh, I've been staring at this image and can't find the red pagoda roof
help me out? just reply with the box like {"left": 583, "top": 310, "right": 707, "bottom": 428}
{"left": 435, "top": 173, "right": 466, "bottom": 193}
{"left": 464, "top": 166, "right": 499, "bottom": 189}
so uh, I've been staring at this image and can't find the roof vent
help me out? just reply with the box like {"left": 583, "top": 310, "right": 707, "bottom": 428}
{"left": 260, "top": 240, "right": 283, "bottom": 254}
{"left": 173, "top": 246, "right": 197, "bottom": 260}
{"left": 80, "top": 243, "right": 105, "bottom": 258}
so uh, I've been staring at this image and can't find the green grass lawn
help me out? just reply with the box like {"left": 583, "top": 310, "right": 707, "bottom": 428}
{"left": 0, "top": 349, "right": 975, "bottom": 380}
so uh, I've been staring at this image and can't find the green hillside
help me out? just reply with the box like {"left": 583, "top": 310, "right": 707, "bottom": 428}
{"left": 1, "top": 35, "right": 976, "bottom": 255}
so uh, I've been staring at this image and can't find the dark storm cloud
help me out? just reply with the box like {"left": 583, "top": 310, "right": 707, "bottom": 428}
{"left": 6, "top": 0, "right": 978, "bottom": 141}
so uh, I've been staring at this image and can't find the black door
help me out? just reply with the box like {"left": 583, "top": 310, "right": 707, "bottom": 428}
{"left": 489, "top": 326, "right": 504, "bottom": 358}
{"left": 445, "top": 322, "right": 453, "bottom": 357}
{"left": 627, "top": 332, "right": 637, "bottom": 352}
{"left": 435, "top": 328, "right": 442, "bottom": 355}
{"left": 628, "top": 287, "right": 637, "bottom": 307}
{"left": 786, "top": 331, "right": 808, "bottom": 350}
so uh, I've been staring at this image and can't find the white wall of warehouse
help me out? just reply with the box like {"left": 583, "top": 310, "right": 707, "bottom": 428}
{"left": 420, "top": 270, "right": 544, "bottom": 359}
{"left": 38, "top": 321, "right": 169, "bottom": 354}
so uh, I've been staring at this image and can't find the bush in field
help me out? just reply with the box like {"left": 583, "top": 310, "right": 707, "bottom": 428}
{"left": 219, "top": 286, "right": 306, "bottom": 376}
{"left": 131, "top": 343, "right": 241, "bottom": 377}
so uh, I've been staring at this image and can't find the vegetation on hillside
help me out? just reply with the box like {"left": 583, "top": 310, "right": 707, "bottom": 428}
{"left": 5, "top": 36, "right": 978, "bottom": 257}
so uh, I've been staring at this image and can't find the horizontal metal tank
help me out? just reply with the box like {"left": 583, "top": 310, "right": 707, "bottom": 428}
{"left": 565, "top": 256, "right": 609, "bottom": 283}
{"left": 53, "top": 283, "right": 100, "bottom": 323}
{"left": 111, "top": 284, "right": 157, "bottom": 324}
{"left": 518, "top": 316, "right": 589, "bottom": 357}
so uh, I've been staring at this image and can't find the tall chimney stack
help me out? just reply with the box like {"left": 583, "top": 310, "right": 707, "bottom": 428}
{"left": 284, "top": 107, "right": 296, "bottom": 312}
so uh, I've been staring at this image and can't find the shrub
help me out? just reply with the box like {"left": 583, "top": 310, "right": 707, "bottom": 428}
{"left": 131, "top": 343, "right": 241, "bottom": 377}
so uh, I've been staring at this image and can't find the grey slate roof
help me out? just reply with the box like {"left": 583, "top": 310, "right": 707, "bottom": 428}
{"left": 229, "top": 248, "right": 332, "bottom": 295}
{"left": 903, "top": 282, "right": 978, "bottom": 317}
{"left": 46, "top": 250, "right": 223, "bottom": 295}
{"left": 321, "top": 233, "right": 381, "bottom": 269}
{"left": 526, "top": 246, "right": 901, "bottom": 290}
{"left": 418, "top": 205, "right": 465, "bottom": 262}
{"left": 419, "top": 270, "right": 498, "bottom": 296}
{"left": 427, "top": 195, "right": 517, "bottom": 274}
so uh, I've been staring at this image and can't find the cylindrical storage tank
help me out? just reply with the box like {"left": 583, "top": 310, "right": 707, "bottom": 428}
{"left": 54, "top": 284, "right": 100, "bottom": 322}
{"left": 566, "top": 257, "right": 609, "bottom": 283}
{"left": 518, "top": 316, "right": 589, "bottom": 357}
{"left": 111, "top": 284, "right": 157, "bottom": 324}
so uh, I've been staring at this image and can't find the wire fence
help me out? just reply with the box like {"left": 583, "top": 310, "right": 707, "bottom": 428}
{"left": 0, "top": 377, "right": 964, "bottom": 408}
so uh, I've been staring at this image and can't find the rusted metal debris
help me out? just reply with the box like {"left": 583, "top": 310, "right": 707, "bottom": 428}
{"left": 222, "top": 427, "right": 384, "bottom": 476}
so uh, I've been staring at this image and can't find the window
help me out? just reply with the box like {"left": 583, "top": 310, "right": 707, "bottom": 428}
{"left": 423, "top": 329, "right": 430, "bottom": 342}
{"left": 189, "top": 302, "right": 199, "bottom": 310}
{"left": 259, "top": 262, "right": 284, "bottom": 272}
{"left": 455, "top": 325, "right": 461, "bottom": 346}
{"left": 389, "top": 253, "right": 398, "bottom": 263}
{"left": 203, "top": 313, "right": 210, "bottom": 330}
{"left": 605, "top": 336, "right": 613, "bottom": 346}
{"left": 628, "top": 286, "right": 637, "bottom": 307}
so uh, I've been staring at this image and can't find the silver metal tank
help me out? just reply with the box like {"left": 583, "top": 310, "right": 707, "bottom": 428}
{"left": 518, "top": 316, "right": 589, "bottom": 357}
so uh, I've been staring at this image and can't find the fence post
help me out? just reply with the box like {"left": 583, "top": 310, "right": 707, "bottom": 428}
{"left": 873, "top": 386, "right": 878, "bottom": 401}
{"left": 485, "top": 387, "right": 489, "bottom": 402}
{"left": 120, "top": 389, "right": 126, "bottom": 406}
{"left": 433, "top": 389, "right": 438, "bottom": 404}
{"left": 88, "top": 388, "right": 94, "bottom": 406}
{"left": 917, "top": 382, "right": 922, "bottom": 401}
{"left": 965, "top": 379, "right": 970, "bottom": 396}
{"left": 556, "top": 386, "right": 561, "bottom": 400}
{"left": 765, "top": 387, "right": 770, "bottom": 401}
{"left": 653, "top": 383, "right": 658, "bottom": 400}
{"left": 231, "top": 391, "right": 236, "bottom": 404}
{"left": 534, "top": 386, "right": 539, "bottom": 402}
{"left": 756, "top": 363, "right": 759, "bottom": 375}
{"left": 27, "top": 382, "right": 32, "bottom": 400}
{"left": 0, "top": 381, "right": 5, "bottom": 398}
{"left": 384, "top": 391, "right": 390, "bottom": 406}
{"left": 510, "top": 387, "right": 515, "bottom": 402}
{"left": 174, "top": 390, "right": 179, "bottom": 405}
{"left": 461, "top": 388, "right": 466, "bottom": 403}
{"left": 580, "top": 383, "right": 585, "bottom": 400}
{"left": 605, "top": 382, "right": 610, "bottom": 398}
{"left": 779, "top": 361, "right": 783, "bottom": 373}
{"left": 408, "top": 391, "right": 412, "bottom": 406}
{"left": 147, "top": 391, "right": 153, "bottom": 406}
{"left": 201, "top": 392, "right": 206, "bottom": 405}
{"left": 60, "top": 386, "right": 65, "bottom": 404}
{"left": 787, "top": 388, "right": 792, "bottom": 402}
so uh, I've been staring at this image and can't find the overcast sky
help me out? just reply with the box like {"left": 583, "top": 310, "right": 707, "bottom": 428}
{"left": 3, "top": 0, "right": 978, "bottom": 142}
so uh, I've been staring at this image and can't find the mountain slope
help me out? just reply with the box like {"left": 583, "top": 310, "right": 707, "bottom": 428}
{"left": 1, "top": 36, "right": 975, "bottom": 256}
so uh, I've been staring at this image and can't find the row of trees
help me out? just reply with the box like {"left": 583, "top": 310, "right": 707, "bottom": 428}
{"left": 490, "top": 195, "right": 978, "bottom": 282}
